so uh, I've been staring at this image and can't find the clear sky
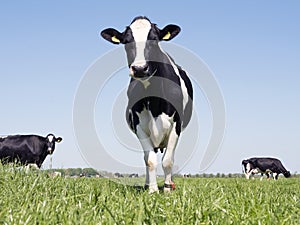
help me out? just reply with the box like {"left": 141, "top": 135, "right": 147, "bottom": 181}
{"left": 1, "top": 1, "right": 299, "bottom": 174}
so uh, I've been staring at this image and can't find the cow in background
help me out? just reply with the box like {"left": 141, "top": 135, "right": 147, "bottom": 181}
{"left": 242, "top": 157, "right": 291, "bottom": 180}
{"left": 0, "top": 134, "right": 62, "bottom": 168}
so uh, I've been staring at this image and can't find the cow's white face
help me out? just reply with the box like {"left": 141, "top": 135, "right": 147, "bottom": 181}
{"left": 46, "top": 134, "right": 62, "bottom": 154}
{"left": 47, "top": 134, "right": 54, "bottom": 143}
{"left": 129, "top": 18, "right": 151, "bottom": 75}
{"left": 101, "top": 16, "right": 181, "bottom": 79}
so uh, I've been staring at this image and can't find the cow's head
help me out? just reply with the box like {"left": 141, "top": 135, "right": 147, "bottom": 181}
{"left": 46, "top": 134, "right": 62, "bottom": 154}
{"left": 101, "top": 16, "right": 181, "bottom": 79}
{"left": 242, "top": 160, "right": 249, "bottom": 166}
{"left": 283, "top": 170, "right": 291, "bottom": 178}
{"left": 241, "top": 159, "right": 250, "bottom": 171}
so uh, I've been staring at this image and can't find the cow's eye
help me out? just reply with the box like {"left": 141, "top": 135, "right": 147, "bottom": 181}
{"left": 123, "top": 31, "right": 134, "bottom": 44}
{"left": 123, "top": 39, "right": 132, "bottom": 44}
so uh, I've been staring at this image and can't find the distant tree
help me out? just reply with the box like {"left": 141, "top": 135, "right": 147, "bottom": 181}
{"left": 75, "top": 168, "right": 83, "bottom": 176}
{"left": 82, "top": 168, "right": 98, "bottom": 177}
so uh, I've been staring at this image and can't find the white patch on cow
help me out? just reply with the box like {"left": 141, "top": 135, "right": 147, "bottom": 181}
{"left": 149, "top": 113, "right": 173, "bottom": 147}
{"left": 47, "top": 134, "right": 54, "bottom": 142}
{"left": 178, "top": 74, "right": 189, "bottom": 119}
{"left": 273, "top": 173, "right": 278, "bottom": 180}
{"left": 147, "top": 150, "right": 159, "bottom": 193}
{"left": 158, "top": 45, "right": 189, "bottom": 117}
{"left": 246, "top": 163, "right": 251, "bottom": 173}
{"left": 130, "top": 19, "right": 151, "bottom": 68}
{"left": 162, "top": 122, "right": 178, "bottom": 192}
{"left": 136, "top": 108, "right": 175, "bottom": 148}
{"left": 245, "top": 163, "right": 252, "bottom": 179}
{"left": 136, "top": 123, "right": 158, "bottom": 193}
{"left": 245, "top": 173, "right": 251, "bottom": 179}
{"left": 47, "top": 134, "right": 55, "bottom": 152}
{"left": 266, "top": 169, "right": 272, "bottom": 173}
{"left": 252, "top": 168, "right": 261, "bottom": 174}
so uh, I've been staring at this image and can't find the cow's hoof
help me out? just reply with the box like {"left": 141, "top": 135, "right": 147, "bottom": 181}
{"left": 149, "top": 189, "right": 159, "bottom": 194}
{"left": 145, "top": 184, "right": 159, "bottom": 193}
{"left": 164, "top": 182, "right": 175, "bottom": 192}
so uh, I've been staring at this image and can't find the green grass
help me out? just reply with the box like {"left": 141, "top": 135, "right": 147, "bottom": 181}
{"left": 0, "top": 165, "right": 299, "bottom": 224}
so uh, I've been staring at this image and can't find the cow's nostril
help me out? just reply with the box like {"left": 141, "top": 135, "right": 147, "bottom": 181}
{"left": 132, "top": 66, "right": 139, "bottom": 72}
{"left": 143, "top": 65, "right": 149, "bottom": 72}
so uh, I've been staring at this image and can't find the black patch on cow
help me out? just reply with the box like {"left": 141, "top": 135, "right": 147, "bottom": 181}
{"left": 130, "top": 16, "right": 151, "bottom": 25}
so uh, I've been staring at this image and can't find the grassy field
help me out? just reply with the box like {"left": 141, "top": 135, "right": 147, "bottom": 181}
{"left": 0, "top": 165, "right": 299, "bottom": 224}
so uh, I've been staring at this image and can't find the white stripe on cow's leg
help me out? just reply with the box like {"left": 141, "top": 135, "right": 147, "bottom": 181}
{"left": 245, "top": 172, "right": 251, "bottom": 179}
{"left": 136, "top": 125, "right": 158, "bottom": 193}
{"left": 144, "top": 150, "right": 158, "bottom": 193}
{"left": 245, "top": 163, "right": 252, "bottom": 179}
{"left": 273, "top": 173, "right": 278, "bottom": 180}
{"left": 162, "top": 123, "right": 178, "bottom": 192}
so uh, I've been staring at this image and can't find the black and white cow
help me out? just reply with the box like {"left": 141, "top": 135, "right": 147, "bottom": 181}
{"left": 242, "top": 157, "right": 291, "bottom": 180}
{"left": 101, "top": 16, "right": 193, "bottom": 192}
{"left": 0, "top": 134, "right": 62, "bottom": 168}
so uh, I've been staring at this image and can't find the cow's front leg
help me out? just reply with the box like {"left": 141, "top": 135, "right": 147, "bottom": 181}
{"left": 245, "top": 172, "right": 251, "bottom": 179}
{"left": 245, "top": 163, "right": 253, "bottom": 179}
{"left": 245, "top": 168, "right": 254, "bottom": 179}
{"left": 144, "top": 150, "right": 158, "bottom": 193}
{"left": 136, "top": 127, "right": 158, "bottom": 193}
{"left": 162, "top": 123, "right": 179, "bottom": 192}
{"left": 273, "top": 173, "right": 278, "bottom": 180}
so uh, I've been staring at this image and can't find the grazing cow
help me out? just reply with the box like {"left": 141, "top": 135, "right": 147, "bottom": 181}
{"left": 242, "top": 157, "right": 291, "bottom": 180}
{"left": 129, "top": 173, "right": 139, "bottom": 178}
{"left": 101, "top": 16, "right": 193, "bottom": 193}
{"left": 114, "top": 172, "right": 124, "bottom": 178}
{"left": 0, "top": 134, "right": 62, "bottom": 168}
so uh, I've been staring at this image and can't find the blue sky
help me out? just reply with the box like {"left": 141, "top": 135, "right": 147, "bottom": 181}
{"left": 1, "top": 1, "right": 299, "bottom": 174}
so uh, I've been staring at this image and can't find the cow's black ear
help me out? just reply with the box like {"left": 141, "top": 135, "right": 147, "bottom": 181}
{"left": 159, "top": 25, "right": 181, "bottom": 41}
{"left": 55, "top": 137, "right": 62, "bottom": 143}
{"left": 101, "top": 28, "right": 123, "bottom": 44}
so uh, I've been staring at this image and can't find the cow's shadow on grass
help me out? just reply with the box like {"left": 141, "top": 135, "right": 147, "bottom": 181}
{"left": 132, "top": 184, "right": 165, "bottom": 192}
{"left": 107, "top": 179, "right": 166, "bottom": 193}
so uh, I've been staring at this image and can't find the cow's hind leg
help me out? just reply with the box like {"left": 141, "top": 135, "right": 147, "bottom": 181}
{"left": 162, "top": 123, "right": 179, "bottom": 192}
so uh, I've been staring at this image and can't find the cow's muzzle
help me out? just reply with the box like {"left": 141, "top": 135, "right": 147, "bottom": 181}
{"left": 130, "top": 64, "right": 149, "bottom": 78}
{"left": 47, "top": 147, "right": 53, "bottom": 154}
